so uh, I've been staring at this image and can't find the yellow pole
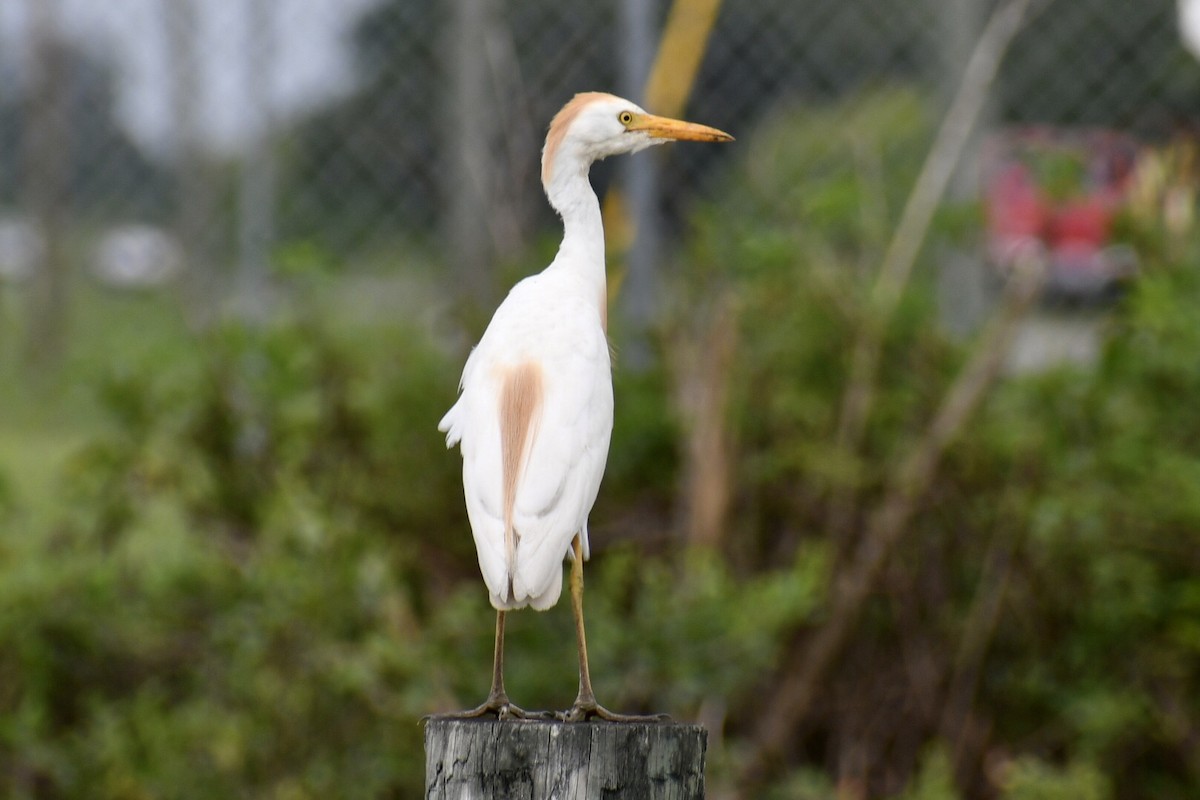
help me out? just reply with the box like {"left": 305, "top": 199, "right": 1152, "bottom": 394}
{"left": 642, "top": 0, "right": 725, "bottom": 116}
{"left": 604, "top": 0, "right": 725, "bottom": 298}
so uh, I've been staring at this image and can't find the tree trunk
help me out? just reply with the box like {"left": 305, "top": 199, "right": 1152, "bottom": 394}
{"left": 425, "top": 718, "right": 707, "bottom": 799}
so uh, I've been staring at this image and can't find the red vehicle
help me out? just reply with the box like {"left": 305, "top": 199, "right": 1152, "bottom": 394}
{"left": 982, "top": 127, "right": 1139, "bottom": 300}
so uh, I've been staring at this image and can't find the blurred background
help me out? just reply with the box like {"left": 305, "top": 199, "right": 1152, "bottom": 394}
{"left": 2, "top": 0, "right": 1200, "bottom": 797}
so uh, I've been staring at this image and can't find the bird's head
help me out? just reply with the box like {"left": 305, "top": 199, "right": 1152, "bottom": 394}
{"left": 541, "top": 92, "right": 733, "bottom": 192}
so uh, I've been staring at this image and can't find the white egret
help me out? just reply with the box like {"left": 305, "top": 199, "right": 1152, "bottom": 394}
{"left": 438, "top": 92, "right": 732, "bottom": 721}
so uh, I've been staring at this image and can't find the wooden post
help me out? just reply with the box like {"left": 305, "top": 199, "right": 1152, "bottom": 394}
{"left": 425, "top": 718, "right": 707, "bottom": 799}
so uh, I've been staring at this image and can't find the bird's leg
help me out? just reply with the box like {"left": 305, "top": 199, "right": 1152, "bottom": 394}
{"left": 431, "top": 610, "right": 542, "bottom": 720}
{"left": 561, "top": 534, "right": 669, "bottom": 723}
{"left": 483, "top": 609, "right": 516, "bottom": 712}
{"left": 568, "top": 535, "right": 598, "bottom": 711}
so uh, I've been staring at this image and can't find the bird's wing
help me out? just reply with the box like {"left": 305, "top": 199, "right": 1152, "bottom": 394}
{"left": 438, "top": 345, "right": 476, "bottom": 448}
{"left": 508, "top": 327, "right": 611, "bottom": 608}
{"left": 438, "top": 399, "right": 464, "bottom": 447}
{"left": 444, "top": 278, "right": 611, "bottom": 610}
{"left": 449, "top": 345, "right": 511, "bottom": 602}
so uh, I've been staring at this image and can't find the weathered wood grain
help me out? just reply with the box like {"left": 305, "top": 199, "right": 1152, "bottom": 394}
{"left": 425, "top": 718, "right": 707, "bottom": 799}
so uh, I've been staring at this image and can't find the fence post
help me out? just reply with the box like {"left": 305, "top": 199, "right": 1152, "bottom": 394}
{"left": 425, "top": 719, "right": 707, "bottom": 799}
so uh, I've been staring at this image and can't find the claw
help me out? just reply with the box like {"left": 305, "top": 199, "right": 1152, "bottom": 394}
{"left": 560, "top": 536, "right": 670, "bottom": 724}
{"left": 558, "top": 699, "right": 670, "bottom": 723}
{"left": 423, "top": 610, "right": 558, "bottom": 723}
{"left": 426, "top": 691, "right": 555, "bottom": 722}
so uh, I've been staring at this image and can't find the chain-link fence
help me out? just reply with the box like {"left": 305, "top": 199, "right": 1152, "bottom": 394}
{"left": 5, "top": 3, "right": 1200, "bottom": 796}
{"left": 0, "top": 0, "right": 1195, "bottom": 337}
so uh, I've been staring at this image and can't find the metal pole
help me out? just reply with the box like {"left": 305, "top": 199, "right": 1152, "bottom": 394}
{"left": 941, "top": 0, "right": 990, "bottom": 199}
{"left": 619, "top": 0, "right": 660, "bottom": 360}
{"left": 167, "top": 0, "right": 217, "bottom": 328}
{"left": 445, "top": 0, "right": 497, "bottom": 309}
{"left": 937, "top": 0, "right": 994, "bottom": 336}
{"left": 237, "top": 0, "right": 277, "bottom": 320}
{"left": 23, "top": 0, "right": 70, "bottom": 368}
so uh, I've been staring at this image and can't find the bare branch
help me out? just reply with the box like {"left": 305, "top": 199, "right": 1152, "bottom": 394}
{"left": 827, "top": 0, "right": 1038, "bottom": 536}
{"left": 739, "top": 254, "right": 1044, "bottom": 792}
{"left": 940, "top": 524, "right": 1021, "bottom": 776}
{"left": 674, "top": 290, "right": 738, "bottom": 549}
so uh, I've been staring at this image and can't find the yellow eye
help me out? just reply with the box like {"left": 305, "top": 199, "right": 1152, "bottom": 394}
{"left": 618, "top": 111, "right": 634, "bottom": 126}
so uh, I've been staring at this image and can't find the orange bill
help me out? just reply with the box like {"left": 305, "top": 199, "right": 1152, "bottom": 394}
{"left": 627, "top": 113, "right": 734, "bottom": 142}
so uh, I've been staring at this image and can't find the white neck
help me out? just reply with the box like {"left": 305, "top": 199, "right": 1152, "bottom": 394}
{"left": 543, "top": 156, "right": 606, "bottom": 303}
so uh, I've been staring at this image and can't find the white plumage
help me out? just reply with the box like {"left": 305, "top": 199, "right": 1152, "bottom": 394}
{"left": 440, "top": 270, "right": 611, "bottom": 610}
{"left": 437, "top": 91, "right": 731, "bottom": 720}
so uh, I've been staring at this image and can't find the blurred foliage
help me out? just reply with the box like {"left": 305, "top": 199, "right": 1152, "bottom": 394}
{"left": 685, "top": 87, "right": 952, "bottom": 567}
{"left": 999, "top": 758, "right": 1111, "bottom": 800}
{"left": 679, "top": 88, "right": 1200, "bottom": 798}
{"left": 1, "top": 86, "right": 1199, "bottom": 799}
{"left": 0, "top": 296, "right": 825, "bottom": 797}
{"left": 896, "top": 745, "right": 959, "bottom": 800}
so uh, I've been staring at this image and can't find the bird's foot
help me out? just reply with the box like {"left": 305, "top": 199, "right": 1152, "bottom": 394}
{"left": 558, "top": 697, "right": 671, "bottom": 723}
{"left": 426, "top": 693, "right": 552, "bottom": 722}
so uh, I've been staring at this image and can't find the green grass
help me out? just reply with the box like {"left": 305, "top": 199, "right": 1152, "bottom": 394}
{"left": 1, "top": 281, "right": 195, "bottom": 526}
{"left": 0, "top": 247, "right": 454, "bottom": 526}
{"left": 0, "top": 428, "right": 79, "bottom": 525}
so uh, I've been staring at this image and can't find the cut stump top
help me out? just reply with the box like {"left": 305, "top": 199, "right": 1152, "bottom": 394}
{"left": 424, "top": 717, "right": 707, "bottom": 799}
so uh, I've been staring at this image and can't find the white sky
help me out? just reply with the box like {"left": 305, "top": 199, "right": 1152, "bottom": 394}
{"left": 0, "top": 0, "right": 380, "bottom": 155}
